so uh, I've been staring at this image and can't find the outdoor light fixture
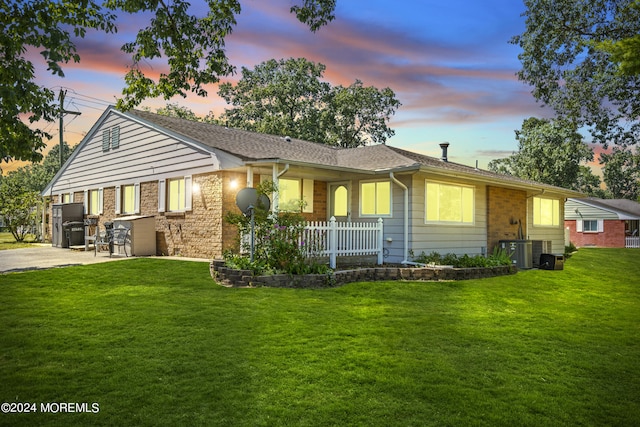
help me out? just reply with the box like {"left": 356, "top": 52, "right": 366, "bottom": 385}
{"left": 192, "top": 183, "right": 201, "bottom": 195}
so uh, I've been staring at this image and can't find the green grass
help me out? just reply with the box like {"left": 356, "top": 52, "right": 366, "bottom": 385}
{"left": 0, "top": 232, "right": 38, "bottom": 250}
{"left": 1, "top": 249, "right": 639, "bottom": 426}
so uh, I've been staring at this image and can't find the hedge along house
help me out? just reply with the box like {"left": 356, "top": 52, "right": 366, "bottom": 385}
{"left": 565, "top": 198, "right": 640, "bottom": 248}
{"left": 42, "top": 106, "right": 582, "bottom": 263}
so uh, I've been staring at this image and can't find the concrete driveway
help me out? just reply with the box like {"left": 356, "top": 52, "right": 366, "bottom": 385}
{"left": 0, "top": 245, "right": 208, "bottom": 274}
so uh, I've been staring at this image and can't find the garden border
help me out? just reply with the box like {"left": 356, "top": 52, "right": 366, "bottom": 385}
{"left": 210, "top": 260, "right": 517, "bottom": 288}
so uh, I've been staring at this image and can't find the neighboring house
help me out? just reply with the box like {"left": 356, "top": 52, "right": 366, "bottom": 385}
{"left": 42, "top": 106, "right": 582, "bottom": 263}
{"left": 565, "top": 198, "right": 640, "bottom": 248}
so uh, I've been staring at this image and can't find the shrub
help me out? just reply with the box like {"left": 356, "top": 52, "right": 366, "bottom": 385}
{"left": 411, "top": 247, "right": 512, "bottom": 268}
{"left": 224, "top": 181, "right": 331, "bottom": 276}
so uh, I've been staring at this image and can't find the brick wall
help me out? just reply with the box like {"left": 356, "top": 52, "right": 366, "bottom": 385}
{"left": 46, "top": 172, "right": 332, "bottom": 259}
{"left": 486, "top": 186, "right": 527, "bottom": 252}
{"left": 565, "top": 219, "right": 626, "bottom": 248}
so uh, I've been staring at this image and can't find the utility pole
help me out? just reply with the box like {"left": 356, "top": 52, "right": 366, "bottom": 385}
{"left": 58, "top": 89, "right": 81, "bottom": 170}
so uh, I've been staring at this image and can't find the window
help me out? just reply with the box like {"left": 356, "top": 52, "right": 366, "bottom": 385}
{"left": 577, "top": 219, "right": 603, "bottom": 233}
{"left": 168, "top": 178, "right": 186, "bottom": 211}
{"left": 278, "top": 178, "right": 314, "bottom": 213}
{"left": 60, "top": 193, "right": 72, "bottom": 203}
{"left": 533, "top": 197, "right": 560, "bottom": 226}
{"left": 85, "top": 189, "right": 103, "bottom": 215}
{"left": 122, "top": 185, "right": 136, "bottom": 214}
{"left": 333, "top": 185, "right": 348, "bottom": 217}
{"left": 158, "top": 176, "right": 192, "bottom": 213}
{"left": 584, "top": 220, "right": 598, "bottom": 232}
{"left": 361, "top": 181, "right": 391, "bottom": 216}
{"left": 425, "top": 181, "right": 474, "bottom": 224}
{"left": 115, "top": 183, "right": 140, "bottom": 215}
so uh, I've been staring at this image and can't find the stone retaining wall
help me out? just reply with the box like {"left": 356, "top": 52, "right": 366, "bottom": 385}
{"left": 210, "top": 260, "right": 517, "bottom": 288}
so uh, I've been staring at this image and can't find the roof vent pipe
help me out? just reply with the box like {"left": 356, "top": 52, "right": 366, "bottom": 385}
{"left": 439, "top": 142, "right": 449, "bottom": 162}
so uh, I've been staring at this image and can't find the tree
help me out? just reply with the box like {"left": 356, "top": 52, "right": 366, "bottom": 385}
{"left": 324, "top": 80, "right": 401, "bottom": 147}
{"left": 0, "top": 142, "right": 75, "bottom": 241}
{"left": 488, "top": 117, "right": 598, "bottom": 193}
{"left": 1, "top": 1, "right": 335, "bottom": 164}
{"left": 1, "top": 0, "right": 116, "bottom": 163}
{"left": 154, "top": 103, "right": 216, "bottom": 123}
{"left": 0, "top": 171, "right": 41, "bottom": 242}
{"left": 217, "top": 58, "right": 401, "bottom": 147}
{"left": 600, "top": 147, "right": 640, "bottom": 199}
{"left": 512, "top": 0, "right": 640, "bottom": 149}
{"left": 596, "top": 1, "right": 640, "bottom": 76}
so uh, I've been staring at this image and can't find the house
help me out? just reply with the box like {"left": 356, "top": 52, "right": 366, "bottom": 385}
{"left": 42, "top": 106, "right": 582, "bottom": 263}
{"left": 565, "top": 198, "right": 640, "bottom": 248}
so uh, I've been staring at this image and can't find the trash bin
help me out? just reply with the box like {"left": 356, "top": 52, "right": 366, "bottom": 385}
{"left": 63, "top": 221, "right": 85, "bottom": 247}
{"left": 540, "top": 253, "right": 564, "bottom": 270}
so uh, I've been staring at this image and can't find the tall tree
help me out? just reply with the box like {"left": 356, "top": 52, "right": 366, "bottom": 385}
{"left": 600, "top": 147, "right": 640, "bottom": 199}
{"left": 596, "top": 1, "right": 640, "bottom": 76}
{"left": 488, "top": 117, "right": 598, "bottom": 193}
{"left": 512, "top": 0, "right": 640, "bottom": 149}
{"left": 0, "top": 141, "right": 76, "bottom": 241}
{"left": 154, "top": 103, "right": 216, "bottom": 123}
{"left": 217, "top": 58, "right": 401, "bottom": 147}
{"left": 1, "top": 0, "right": 116, "bottom": 163}
{"left": 1, "top": 1, "right": 335, "bottom": 164}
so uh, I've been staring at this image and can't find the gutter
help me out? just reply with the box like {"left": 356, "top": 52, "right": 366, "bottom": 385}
{"left": 390, "top": 172, "right": 409, "bottom": 264}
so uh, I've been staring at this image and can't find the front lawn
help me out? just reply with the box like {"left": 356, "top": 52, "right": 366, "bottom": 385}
{"left": 0, "top": 232, "right": 38, "bottom": 250}
{"left": 0, "top": 249, "right": 638, "bottom": 426}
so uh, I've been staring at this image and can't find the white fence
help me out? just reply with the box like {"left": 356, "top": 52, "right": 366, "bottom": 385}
{"left": 302, "top": 217, "right": 384, "bottom": 268}
{"left": 626, "top": 237, "right": 640, "bottom": 248}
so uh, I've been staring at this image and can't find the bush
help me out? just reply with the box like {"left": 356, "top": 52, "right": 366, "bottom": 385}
{"left": 224, "top": 182, "right": 332, "bottom": 276}
{"left": 411, "top": 247, "right": 512, "bottom": 268}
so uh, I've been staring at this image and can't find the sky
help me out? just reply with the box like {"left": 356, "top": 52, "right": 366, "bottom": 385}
{"left": 12, "top": 0, "right": 571, "bottom": 174}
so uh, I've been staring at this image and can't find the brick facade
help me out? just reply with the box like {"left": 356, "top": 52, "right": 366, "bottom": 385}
{"left": 47, "top": 171, "right": 331, "bottom": 259}
{"left": 486, "top": 186, "right": 527, "bottom": 252}
{"left": 565, "top": 219, "right": 626, "bottom": 248}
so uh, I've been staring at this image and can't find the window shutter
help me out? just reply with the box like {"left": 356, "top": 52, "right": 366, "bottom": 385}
{"left": 115, "top": 185, "right": 121, "bottom": 214}
{"left": 577, "top": 220, "right": 583, "bottom": 232}
{"left": 102, "top": 129, "right": 110, "bottom": 151}
{"left": 69, "top": 192, "right": 74, "bottom": 203}
{"left": 597, "top": 220, "right": 604, "bottom": 232}
{"left": 184, "top": 175, "right": 192, "bottom": 211}
{"left": 83, "top": 190, "right": 89, "bottom": 214}
{"left": 158, "top": 179, "right": 166, "bottom": 213}
{"left": 98, "top": 188, "right": 104, "bottom": 215}
{"left": 134, "top": 183, "right": 141, "bottom": 214}
{"left": 111, "top": 126, "right": 120, "bottom": 149}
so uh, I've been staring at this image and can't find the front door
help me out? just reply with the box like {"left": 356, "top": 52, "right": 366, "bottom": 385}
{"left": 329, "top": 182, "right": 350, "bottom": 222}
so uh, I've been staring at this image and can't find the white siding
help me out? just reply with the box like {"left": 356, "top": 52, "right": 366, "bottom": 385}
{"left": 409, "top": 173, "right": 487, "bottom": 257}
{"left": 529, "top": 197, "right": 566, "bottom": 253}
{"left": 564, "top": 199, "right": 620, "bottom": 220}
{"left": 50, "top": 112, "right": 231, "bottom": 194}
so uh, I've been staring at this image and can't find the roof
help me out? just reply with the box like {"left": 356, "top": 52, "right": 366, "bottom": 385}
{"left": 568, "top": 197, "right": 640, "bottom": 219}
{"left": 126, "top": 108, "right": 581, "bottom": 196}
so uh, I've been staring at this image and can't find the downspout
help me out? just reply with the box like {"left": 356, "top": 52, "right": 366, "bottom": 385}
{"left": 272, "top": 162, "right": 290, "bottom": 213}
{"left": 390, "top": 172, "right": 409, "bottom": 263}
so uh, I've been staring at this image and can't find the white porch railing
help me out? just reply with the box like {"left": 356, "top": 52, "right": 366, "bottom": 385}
{"left": 626, "top": 236, "right": 640, "bottom": 248}
{"left": 302, "top": 217, "right": 384, "bottom": 268}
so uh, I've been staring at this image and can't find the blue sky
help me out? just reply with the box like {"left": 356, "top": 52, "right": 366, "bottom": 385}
{"left": 21, "top": 0, "right": 561, "bottom": 172}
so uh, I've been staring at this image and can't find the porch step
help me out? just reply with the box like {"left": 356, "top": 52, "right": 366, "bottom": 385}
{"left": 69, "top": 245, "right": 88, "bottom": 251}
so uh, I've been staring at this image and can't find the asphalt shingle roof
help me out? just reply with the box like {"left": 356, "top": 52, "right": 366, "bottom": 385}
{"left": 126, "top": 109, "right": 582, "bottom": 195}
{"left": 577, "top": 198, "right": 640, "bottom": 218}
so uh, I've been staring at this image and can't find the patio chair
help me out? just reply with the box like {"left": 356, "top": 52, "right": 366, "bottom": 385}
{"left": 94, "top": 222, "right": 131, "bottom": 257}
{"left": 111, "top": 226, "right": 131, "bottom": 257}
{"left": 94, "top": 222, "right": 113, "bottom": 257}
